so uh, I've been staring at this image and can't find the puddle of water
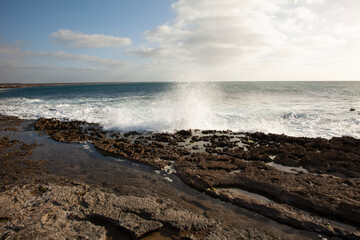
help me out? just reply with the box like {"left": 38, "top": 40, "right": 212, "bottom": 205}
{"left": 220, "top": 188, "right": 275, "bottom": 204}
{"left": 267, "top": 161, "right": 309, "bottom": 174}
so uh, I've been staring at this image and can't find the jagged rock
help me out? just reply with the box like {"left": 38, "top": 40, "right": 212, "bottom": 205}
{"left": 176, "top": 129, "right": 192, "bottom": 138}
{"left": 32, "top": 118, "right": 360, "bottom": 239}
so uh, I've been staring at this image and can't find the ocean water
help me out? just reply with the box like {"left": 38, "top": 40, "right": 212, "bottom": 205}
{"left": 0, "top": 82, "right": 359, "bottom": 139}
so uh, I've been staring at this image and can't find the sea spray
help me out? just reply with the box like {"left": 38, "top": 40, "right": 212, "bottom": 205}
{"left": 102, "top": 82, "right": 223, "bottom": 131}
{"left": 0, "top": 82, "right": 359, "bottom": 138}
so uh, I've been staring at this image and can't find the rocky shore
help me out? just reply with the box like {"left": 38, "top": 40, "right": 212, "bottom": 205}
{"left": 30, "top": 117, "right": 360, "bottom": 239}
{"left": 1, "top": 115, "right": 315, "bottom": 240}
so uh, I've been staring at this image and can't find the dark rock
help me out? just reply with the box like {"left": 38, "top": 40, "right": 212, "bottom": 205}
{"left": 176, "top": 130, "right": 192, "bottom": 138}
{"left": 31, "top": 118, "right": 360, "bottom": 238}
{"left": 153, "top": 133, "right": 172, "bottom": 143}
{"left": 201, "top": 130, "right": 216, "bottom": 134}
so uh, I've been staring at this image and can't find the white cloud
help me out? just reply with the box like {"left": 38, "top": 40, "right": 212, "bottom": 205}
{"left": 0, "top": 41, "right": 171, "bottom": 83}
{"left": 130, "top": 0, "right": 288, "bottom": 65}
{"left": 51, "top": 29, "right": 131, "bottom": 48}
{"left": 0, "top": 42, "right": 129, "bottom": 73}
{"left": 36, "top": 51, "right": 127, "bottom": 67}
{"left": 293, "top": 6, "right": 318, "bottom": 23}
{"left": 292, "top": 36, "right": 345, "bottom": 48}
{"left": 287, "top": 0, "right": 324, "bottom": 5}
{"left": 126, "top": 0, "right": 360, "bottom": 81}
{"left": 3, "top": 0, "right": 360, "bottom": 82}
{"left": 334, "top": 23, "right": 360, "bottom": 38}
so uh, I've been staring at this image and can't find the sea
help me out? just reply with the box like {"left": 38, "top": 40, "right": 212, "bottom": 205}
{"left": 0, "top": 81, "right": 359, "bottom": 139}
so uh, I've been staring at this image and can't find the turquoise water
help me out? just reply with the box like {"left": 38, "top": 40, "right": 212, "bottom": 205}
{"left": 1, "top": 81, "right": 359, "bottom": 138}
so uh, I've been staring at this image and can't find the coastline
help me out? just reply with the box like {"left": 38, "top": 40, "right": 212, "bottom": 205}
{"left": 0, "top": 82, "right": 120, "bottom": 89}
{"left": 1, "top": 114, "right": 359, "bottom": 239}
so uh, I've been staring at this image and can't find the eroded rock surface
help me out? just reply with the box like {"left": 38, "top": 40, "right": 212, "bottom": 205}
{"left": 33, "top": 118, "right": 360, "bottom": 239}
{"left": 0, "top": 179, "right": 217, "bottom": 239}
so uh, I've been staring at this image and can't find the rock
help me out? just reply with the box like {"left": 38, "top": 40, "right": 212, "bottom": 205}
{"left": 201, "top": 130, "right": 216, "bottom": 134}
{"left": 0, "top": 181, "right": 215, "bottom": 239}
{"left": 176, "top": 130, "right": 192, "bottom": 138}
{"left": 153, "top": 133, "right": 173, "bottom": 143}
{"left": 0, "top": 185, "right": 106, "bottom": 239}
{"left": 113, "top": 212, "right": 163, "bottom": 238}
{"left": 32, "top": 118, "right": 360, "bottom": 238}
{"left": 192, "top": 145, "right": 200, "bottom": 150}
{"left": 215, "top": 188, "right": 360, "bottom": 240}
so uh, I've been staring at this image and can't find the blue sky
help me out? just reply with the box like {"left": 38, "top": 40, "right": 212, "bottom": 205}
{"left": 0, "top": 0, "right": 175, "bottom": 56}
{"left": 1, "top": 0, "right": 360, "bottom": 82}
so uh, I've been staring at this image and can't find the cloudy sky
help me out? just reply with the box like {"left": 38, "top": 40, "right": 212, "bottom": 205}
{"left": 1, "top": 0, "right": 360, "bottom": 83}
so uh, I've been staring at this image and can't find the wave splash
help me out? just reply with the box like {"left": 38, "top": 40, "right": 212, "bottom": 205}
{"left": 0, "top": 82, "right": 359, "bottom": 139}
{"left": 103, "top": 82, "right": 224, "bottom": 131}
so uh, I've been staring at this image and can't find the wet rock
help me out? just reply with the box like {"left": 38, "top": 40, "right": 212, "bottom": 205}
{"left": 191, "top": 136, "right": 201, "bottom": 142}
{"left": 153, "top": 133, "right": 173, "bottom": 143}
{"left": 169, "top": 140, "right": 178, "bottom": 146}
{"left": 0, "top": 135, "right": 45, "bottom": 185}
{"left": 201, "top": 130, "right": 216, "bottom": 134}
{"left": 124, "top": 131, "right": 139, "bottom": 137}
{"left": 192, "top": 145, "right": 200, "bottom": 150}
{"left": 209, "top": 135, "right": 235, "bottom": 148}
{"left": 226, "top": 133, "right": 360, "bottom": 178}
{"left": 176, "top": 129, "right": 192, "bottom": 138}
{"left": 32, "top": 118, "right": 360, "bottom": 237}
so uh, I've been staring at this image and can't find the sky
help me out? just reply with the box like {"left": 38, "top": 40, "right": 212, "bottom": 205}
{"left": 1, "top": 0, "right": 360, "bottom": 83}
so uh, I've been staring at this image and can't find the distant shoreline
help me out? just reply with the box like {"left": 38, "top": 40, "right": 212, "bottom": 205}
{"left": 0, "top": 82, "right": 117, "bottom": 89}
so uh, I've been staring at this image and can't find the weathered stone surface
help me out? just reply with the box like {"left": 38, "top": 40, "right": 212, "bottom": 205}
{"left": 0, "top": 180, "right": 216, "bottom": 239}
{"left": 1, "top": 115, "right": 322, "bottom": 240}
{"left": 203, "top": 226, "right": 282, "bottom": 240}
{"left": 175, "top": 153, "right": 360, "bottom": 227}
{"left": 81, "top": 183, "right": 216, "bottom": 233}
{"left": 116, "top": 212, "right": 163, "bottom": 238}
{"left": 216, "top": 189, "right": 360, "bottom": 240}
{"left": 32, "top": 118, "right": 360, "bottom": 239}
{"left": 0, "top": 184, "right": 106, "bottom": 240}
{"left": 226, "top": 132, "right": 360, "bottom": 177}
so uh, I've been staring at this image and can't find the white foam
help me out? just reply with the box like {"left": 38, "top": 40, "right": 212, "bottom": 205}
{"left": 102, "top": 82, "right": 222, "bottom": 132}
{"left": 1, "top": 83, "right": 359, "bottom": 139}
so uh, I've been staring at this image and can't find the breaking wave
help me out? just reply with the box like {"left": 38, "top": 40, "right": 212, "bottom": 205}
{"left": 0, "top": 82, "right": 359, "bottom": 138}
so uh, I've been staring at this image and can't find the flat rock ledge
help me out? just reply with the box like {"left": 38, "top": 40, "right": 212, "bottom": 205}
{"left": 33, "top": 118, "right": 360, "bottom": 239}
{"left": 0, "top": 179, "right": 216, "bottom": 239}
